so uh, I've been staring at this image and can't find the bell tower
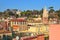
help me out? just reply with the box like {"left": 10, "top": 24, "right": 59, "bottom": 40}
{"left": 43, "top": 7, "right": 48, "bottom": 24}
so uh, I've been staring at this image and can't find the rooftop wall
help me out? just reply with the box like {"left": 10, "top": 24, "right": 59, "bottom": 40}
{"left": 49, "top": 24, "right": 60, "bottom": 40}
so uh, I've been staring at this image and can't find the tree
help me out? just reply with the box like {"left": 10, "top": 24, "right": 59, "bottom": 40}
{"left": 49, "top": 7, "right": 55, "bottom": 13}
{"left": 20, "top": 11, "right": 26, "bottom": 17}
{"left": 39, "top": 8, "right": 43, "bottom": 17}
{"left": 9, "top": 11, "right": 15, "bottom": 16}
{"left": 0, "top": 12, "right": 3, "bottom": 16}
{"left": 32, "top": 10, "right": 39, "bottom": 15}
{"left": 55, "top": 9, "right": 60, "bottom": 19}
{"left": 25, "top": 10, "right": 32, "bottom": 17}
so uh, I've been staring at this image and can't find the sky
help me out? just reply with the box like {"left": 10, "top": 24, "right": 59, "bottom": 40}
{"left": 0, "top": 0, "right": 60, "bottom": 11}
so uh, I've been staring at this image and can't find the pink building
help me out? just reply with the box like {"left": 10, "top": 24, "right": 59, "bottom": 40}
{"left": 49, "top": 24, "right": 60, "bottom": 40}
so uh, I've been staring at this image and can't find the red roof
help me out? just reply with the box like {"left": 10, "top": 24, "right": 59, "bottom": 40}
{"left": 0, "top": 21, "right": 7, "bottom": 27}
{"left": 10, "top": 18, "right": 26, "bottom": 22}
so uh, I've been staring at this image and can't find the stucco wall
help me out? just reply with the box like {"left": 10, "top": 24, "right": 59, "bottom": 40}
{"left": 49, "top": 24, "right": 60, "bottom": 40}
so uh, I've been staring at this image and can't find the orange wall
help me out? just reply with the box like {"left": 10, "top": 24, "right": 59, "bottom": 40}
{"left": 49, "top": 24, "right": 60, "bottom": 40}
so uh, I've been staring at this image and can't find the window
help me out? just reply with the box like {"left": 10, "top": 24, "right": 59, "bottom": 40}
{"left": 13, "top": 22, "right": 16, "bottom": 25}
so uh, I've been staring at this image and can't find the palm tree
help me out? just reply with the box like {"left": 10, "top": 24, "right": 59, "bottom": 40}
{"left": 49, "top": 7, "right": 55, "bottom": 13}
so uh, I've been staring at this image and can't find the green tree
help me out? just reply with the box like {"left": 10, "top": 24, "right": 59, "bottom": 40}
{"left": 55, "top": 9, "right": 60, "bottom": 19}
{"left": 20, "top": 11, "right": 26, "bottom": 17}
{"left": 25, "top": 10, "right": 32, "bottom": 17}
{"left": 32, "top": 10, "right": 39, "bottom": 15}
{"left": 49, "top": 7, "right": 55, "bottom": 13}
{"left": 0, "top": 12, "right": 3, "bottom": 16}
{"left": 39, "top": 8, "right": 43, "bottom": 17}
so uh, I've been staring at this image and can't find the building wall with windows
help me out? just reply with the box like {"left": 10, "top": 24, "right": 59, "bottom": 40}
{"left": 10, "top": 18, "right": 28, "bottom": 31}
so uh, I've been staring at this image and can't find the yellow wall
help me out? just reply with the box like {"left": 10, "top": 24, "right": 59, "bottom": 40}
{"left": 28, "top": 27, "right": 38, "bottom": 33}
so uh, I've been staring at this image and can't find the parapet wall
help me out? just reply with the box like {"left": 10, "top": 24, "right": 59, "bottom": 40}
{"left": 49, "top": 24, "right": 60, "bottom": 40}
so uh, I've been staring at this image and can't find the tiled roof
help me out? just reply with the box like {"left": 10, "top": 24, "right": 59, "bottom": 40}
{"left": 0, "top": 30, "right": 11, "bottom": 34}
{"left": 10, "top": 18, "right": 26, "bottom": 22}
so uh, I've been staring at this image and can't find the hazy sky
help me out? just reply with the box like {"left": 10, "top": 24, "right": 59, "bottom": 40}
{"left": 0, "top": 0, "right": 60, "bottom": 11}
